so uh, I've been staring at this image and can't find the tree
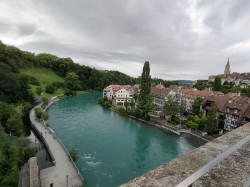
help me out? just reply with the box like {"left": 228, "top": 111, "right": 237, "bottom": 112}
{"left": 64, "top": 72, "right": 80, "bottom": 95}
{"left": 213, "top": 76, "right": 222, "bottom": 91}
{"left": 192, "top": 97, "right": 203, "bottom": 115}
{"left": 6, "top": 113, "right": 24, "bottom": 136}
{"left": 41, "top": 112, "right": 49, "bottom": 121}
{"left": 133, "top": 93, "right": 138, "bottom": 101}
{"left": 130, "top": 99, "right": 135, "bottom": 110}
{"left": 187, "top": 120, "right": 198, "bottom": 130}
{"left": 34, "top": 107, "right": 43, "bottom": 121}
{"left": 137, "top": 61, "right": 153, "bottom": 119}
{"left": 163, "top": 93, "right": 186, "bottom": 121}
{"left": 36, "top": 87, "right": 43, "bottom": 95}
{"left": 138, "top": 61, "right": 151, "bottom": 101}
{"left": 45, "top": 84, "right": 55, "bottom": 94}
{"left": 194, "top": 80, "right": 207, "bottom": 91}
{"left": 206, "top": 103, "right": 219, "bottom": 135}
{"left": 124, "top": 99, "right": 129, "bottom": 110}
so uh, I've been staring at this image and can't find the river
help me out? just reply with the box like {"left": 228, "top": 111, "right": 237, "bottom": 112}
{"left": 47, "top": 92, "right": 205, "bottom": 187}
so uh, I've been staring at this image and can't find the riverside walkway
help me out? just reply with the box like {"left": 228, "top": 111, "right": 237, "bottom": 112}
{"left": 30, "top": 104, "right": 83, "bottom": 187}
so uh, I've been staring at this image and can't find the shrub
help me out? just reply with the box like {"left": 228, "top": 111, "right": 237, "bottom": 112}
{"left": 36, "top": 87, "right": 43, "bottom": 95}
{"left": 51, "top": 82, "right": 63, "bottom": 88}
{"left": 70, "top": 148, "right": 78, "bottom": 162}
{"left": 29, "top": 76, "right": 40, "bottom": 86}
{"left": 99, "top": 97, "right": 112, "bottom": 108}
{"left": 45, "top": 84, "right": 55, "bottom": 94}
{"left": 187, "top": 120, "right": 198, "bottom": 130}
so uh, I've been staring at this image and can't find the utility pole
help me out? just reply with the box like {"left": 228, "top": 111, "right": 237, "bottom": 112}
{"left": 66, "top": 175, "right": 69, "bottom": 187}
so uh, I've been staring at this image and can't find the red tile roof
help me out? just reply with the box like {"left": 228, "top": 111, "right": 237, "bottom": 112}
{"left": 151, "top": 87, "right": 171, "bottom": 97}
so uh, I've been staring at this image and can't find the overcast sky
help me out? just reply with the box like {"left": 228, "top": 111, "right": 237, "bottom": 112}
{"left": 0, "top": 0, "right": 249, "bottom": 80}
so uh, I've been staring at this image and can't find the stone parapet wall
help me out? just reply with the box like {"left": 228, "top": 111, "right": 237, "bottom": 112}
{"left": 120, "top": 123, "right": 250, "bottom": 187}
{"left": 29, "top": 157, "right": 39, "bottom": 187}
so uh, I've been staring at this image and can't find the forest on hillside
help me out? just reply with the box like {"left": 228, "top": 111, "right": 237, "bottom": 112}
{"left": 0, "top": 41, "right": 181, "bottom": 92}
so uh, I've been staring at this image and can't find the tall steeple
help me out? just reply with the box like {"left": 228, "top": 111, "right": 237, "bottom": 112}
{"left": 224, "top": 58, "right": 230, "bottom": 76}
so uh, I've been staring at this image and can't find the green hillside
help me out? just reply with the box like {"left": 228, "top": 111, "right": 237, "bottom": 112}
{"left": 19, "top": 68, "right": 64, "bottom": 99}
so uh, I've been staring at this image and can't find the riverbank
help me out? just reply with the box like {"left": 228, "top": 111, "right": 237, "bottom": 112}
{"left": 108, "top": 105, "right": 209, "bottom": 142}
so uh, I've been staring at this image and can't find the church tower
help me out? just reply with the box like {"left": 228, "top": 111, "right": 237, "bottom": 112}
{"left": 224, "top": 58, "right": 230, "bottom": 76}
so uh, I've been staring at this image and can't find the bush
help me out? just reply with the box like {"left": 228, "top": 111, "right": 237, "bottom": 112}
{"left": 64, "top": 88, "right": 75, "bottom": 96}
{"left": 51, "top": 82, "right": 63, "bottom": 89}
{"left": 187, "top": 115, "right": 207, "bottom": 131}
{"left": 99, "top": 97, "right": 112, "bottom": 108}
{"left": 18, "top": 147, "right": 36, "bottom": 167}
{"left": 172, "top": 116, "right": 181, "bottom": 125}
{"left": 41, "top": 97, "right": 49, "bottom": 108}
{"left": 29, "top": 76, "right": 40, "bottom": 86}
{"left": 34, "top": 107, "right": 43, "bottom": 120}
{"left": 36, "top": 87, "right": 43, "bottom": 95}
{"left": 45, "top": 84, "right": 55, "bottom": 94}
{"left": 187, "top": 120, "right": 198, "bottom": 130}
{"left": 70, "top": 148, "right": 78, "bottom": 162}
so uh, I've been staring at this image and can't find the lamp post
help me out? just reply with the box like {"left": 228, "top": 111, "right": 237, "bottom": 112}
{"left": 66, "top": 175, "right": 69, "bottom": 187}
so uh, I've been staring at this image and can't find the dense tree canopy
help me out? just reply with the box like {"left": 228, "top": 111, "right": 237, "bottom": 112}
{"left": 192, "top": 97, "right": 203, "bottom": 115}
{"left": 213, "top": 76, "right": 222, "bottom": 91}
{"left": 163, "top": 93, "right": 186, "bottom": 121}
{"left": 64, "top": 72, "right": 80, "bottom": 95}
{"left": 194, "top": 80, "right": 207, "bottom": 91}
{"left": 206, "top": 103, "right": 219, "bottom": 134}
{"left": 137, "top": 61, "right": 154, "bottom": 119}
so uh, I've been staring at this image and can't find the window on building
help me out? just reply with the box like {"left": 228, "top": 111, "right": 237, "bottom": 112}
{"left": 234, "top": 109, "right": 238, "bottom": 113}
{"left": 227, "top": 108, "right": 230, "bottom": 112}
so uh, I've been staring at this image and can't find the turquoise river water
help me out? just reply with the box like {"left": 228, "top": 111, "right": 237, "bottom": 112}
{"left": 47, "top": 92, "right": 205, "bottom": 187}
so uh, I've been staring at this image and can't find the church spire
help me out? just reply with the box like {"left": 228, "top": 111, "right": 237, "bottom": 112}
{"left": 224, "top": 58, "right": 230, "bottom": 76}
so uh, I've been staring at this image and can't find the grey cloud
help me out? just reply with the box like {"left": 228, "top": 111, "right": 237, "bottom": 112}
{"left": 0, "top": 20, "right": 13, "bottom": 33}
{"left": 17, "top": 23, "right": 37, "bottom": 36}
{"left": 0, "top": 0, "right": 249, "bottom": 80}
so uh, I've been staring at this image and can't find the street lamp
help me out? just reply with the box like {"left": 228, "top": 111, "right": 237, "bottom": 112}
{"left": 66, "top": 175, "right": 69, "bottom": 187}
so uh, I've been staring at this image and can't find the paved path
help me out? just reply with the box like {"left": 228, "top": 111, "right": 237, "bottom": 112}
{"left": 30, "top": 105, "right": 82, "bottom": 187}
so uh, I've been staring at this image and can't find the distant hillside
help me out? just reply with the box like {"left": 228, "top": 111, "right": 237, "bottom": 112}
{"left": 19, "top": 68, "right": 64, "bottom": 98}
{"left": 178, "top": 80, "right": 194, "bottom": 84}
{"left": 0, "top": 41, "right": 135, "bottom": 91}
{"left": 0, "top": 40, "right": 182, "bottom": 90}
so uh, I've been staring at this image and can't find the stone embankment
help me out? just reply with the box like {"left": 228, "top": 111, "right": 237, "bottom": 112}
{"left": 30, "top": 98, "right": 83, "bottom": 187}
{"left": 120, "top": 123, "right": 250, "bottom": 187}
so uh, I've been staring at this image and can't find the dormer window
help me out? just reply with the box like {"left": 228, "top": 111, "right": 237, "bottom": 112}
{"left": 234, "top": 109, "right": 238, "bottom": 113}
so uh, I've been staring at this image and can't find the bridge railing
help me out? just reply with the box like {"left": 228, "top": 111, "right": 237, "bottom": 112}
{"left": 29, "top": 109, "right": 56, "bottom": 166}
{"left": 43, "top": 99, "right": 84, "bottom": 184}
{"left": 45, "top": 124, "right": 84, "bottom": 183}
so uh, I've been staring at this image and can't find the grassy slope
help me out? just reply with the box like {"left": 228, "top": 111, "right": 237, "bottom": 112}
{"left": 19, "top": 68, "right": 64, "bottom": 99}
